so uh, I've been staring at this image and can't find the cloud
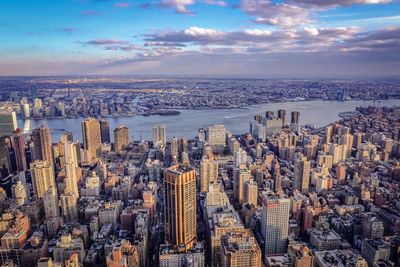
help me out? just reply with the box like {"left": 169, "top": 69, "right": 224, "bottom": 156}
{"left": 156, "top": 0, "right": 196, "bottom": 14}
{"left": 144, "top": 41, "right": 186, "bottom": 47}
{"left": 81, "top": 10, "right": 101, "bottom": 16}
{"left": 56, "top": 27, "right": 78, "bottom": 33}
{"left": 290, "top": 0, "right": 394, "bottom": 7}
{"left": 201, "top": 0, "right": 228, "bottom": 6}
{"left": 104, "top": 44, "right": 147, "bottom": 51}
{"left": 235, "top": 0, "right": 315, "bottom": 28}
{"left": 138, "top": 2, "right": 152, "bottom": 9}
{"left": 114, "top": 3, "right": 130, "bottom": 8}
{"left": 143, "top": 26, "right": 362, "bottom": 49}
{"left": 27, "top": 32, "right": 43, "bottom": 35}
{"left": 85, "top": 39, "right": 129, "bottom": 45}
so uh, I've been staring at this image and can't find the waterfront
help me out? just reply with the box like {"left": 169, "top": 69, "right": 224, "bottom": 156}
{"left": 18, "top": 99, "right": 400, "bottom": 142}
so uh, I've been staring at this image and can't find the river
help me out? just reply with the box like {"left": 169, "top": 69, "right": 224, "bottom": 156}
{"left": 17, "top": 99, "right": 400, "bottom": 142}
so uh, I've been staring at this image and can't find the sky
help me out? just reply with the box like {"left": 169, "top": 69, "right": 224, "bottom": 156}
{"left": 0, "top": 0, "right": 400, "bottom": 77}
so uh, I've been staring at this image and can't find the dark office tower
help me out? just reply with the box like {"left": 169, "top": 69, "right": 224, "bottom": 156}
{"left": 12, "top": 128, "right": 27, "bottom": 172}
{"left": 82, "top": 117, "right": 102, "bottom": 160}
{"left": 291, "top": 111, "right": 300, "bottom": 125}
{"left": 114, "top": 125, "right": 129, "bottom": 152}
{"left": 178, "top": 137, "right": 188, "bottom": 154}
{"left": 265, "top": 111, "right": 274, "bottom": 118}
{"left": 254, "top": 115, "right": 263, "bottom": 124}
{"left": 32, "top": 126, "right": 54, "bottom": 165}
{"left": 164, "top": 164, "right": 197, "bottom": 249}
{"left": 99, "top": 119, "right": 110, "bottom": 144}
{"left": 31, "top": 85, "right": 38, "bottom": 99}
{"left": 0, "top": 136, "right": 11, "bottom": 181}
{"left": 278, "top": 109, "right": 286, "bottom": 126}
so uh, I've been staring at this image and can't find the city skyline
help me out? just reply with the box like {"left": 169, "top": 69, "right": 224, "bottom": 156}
{"left": 1, "top": 0, "right": 400, "bottom": 76}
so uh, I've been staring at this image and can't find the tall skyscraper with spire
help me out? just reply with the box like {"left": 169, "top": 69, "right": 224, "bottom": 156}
{"left": 164, "top": 164, "right": 197, "bottom": 249}
{"left": 81, "top": 117, "right": 101, "bottom": 160}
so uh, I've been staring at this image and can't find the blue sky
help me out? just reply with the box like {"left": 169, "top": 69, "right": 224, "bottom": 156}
{"left": 1, "top": 0, "right": 400, "bottom": 76}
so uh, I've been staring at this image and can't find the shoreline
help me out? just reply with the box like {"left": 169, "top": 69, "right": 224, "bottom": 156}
{"left": 17, "top": 97, "right": 400, "bottom": 121}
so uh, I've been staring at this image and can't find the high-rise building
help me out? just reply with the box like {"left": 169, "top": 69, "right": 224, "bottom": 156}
{"left": 170, "top": 137, "right": 179, "bottom": 160}
{"left": 291, "top": 111, "right": 300, "bottom": 125}
{"left": 60, "top": 192, "right": 78, "bottom": 222}
{"left": 114, "top": 125, "right": 129, "bottom": 152}
{"left": 293, "top": 153, "right": 311, "bottom": 193}
{"left": 64, "top": 142, "right": 79, "bottom": 169}
{"left": 164, "top": 164, "right": 197, "bottom": 249}
{"left": 200, "top": 156, "right": 218, "bottom": 193}
{"left": 81, "top": 117, "right": 101, "bottom": 160}
{"left": 0, "top": 111, "right": 17, "bottom": 136}
{"left": 65, "top": 161, "right": 78, "bottom": 197}
{"left": 43, "top": 186, "right": 60, "bottom": 218}
{"left": 261, "top": 191, "right": 290, "bottom": 255}
{"left": 361, "top": 239, "right": 390, "bottom": 266}
{"left": 0, "top": 136, "right": 11, "bottom": 185}
{"left": 278, "top": 109, "right": 286, "bottom": 126}
{"left": 21, "top": 103, "right": 30, "bottom": 119}
{"left": 220, "top": 229, "right": 262, "bottom": 267}
{"left": 209, "top": 207, "right": 244, "bottom": 264}
{"left": 12, "top": 128, "right": 27, "bottom": 172}
{"left": 12, "top": 180, "right": 28, "bottom": 206}
{"left": 30, "top": 160, "right": 55, "bottom": 199}
{"left": 31, "top": 86, "right": 38, "bottom": 99}
{"left": 153, "top": 124, "right": 166, "bottom": 147}
{"left": 233, "top": 168, "right": 250, "bottom": 204}
{"left": 264, "top": 117, "right": 282, "bottom": 137}
{"left": 32, "top": 126, "right": 54, "bottom": 165}
{"left": 99, "top": 119, "right": 110, "bottom": 144}
{"left": 234, "top": 148, "right": 247, "bottom": 168}
{"left": 207, "top": 124, "right": 226, "bottom": 153}
{"left": 244, "top": 179, "right": 258, "bottom": 206}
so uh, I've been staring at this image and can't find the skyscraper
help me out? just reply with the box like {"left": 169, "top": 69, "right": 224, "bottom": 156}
{"left": 170, "top": 137, "right": 179, "bottom": 160}
{"left": 164, "top": 164, "right": 197, "bottom": 249}
{"left": 0, "top": 111, "right": 17, "bottom": 136}
{"left": 99, "top": 119, "right": 110, "bottom": 144}
{"left": 30, "top": 160, "right": 56, "bottom": 199}
{"left": 60, "top": 192, "right": 78, "bottom": 222}
{"left": 261, "top": 191, "right": 290, "bottom": 255}
{"left": 0, "top": 136, "right": 11, "bottom": 186}
{"left": 21, "top": 103, "right": 30, "bottom": 118}
{"left": 65, "top": 161, "right": 78, "bottom": 197}
{"left": 291, "top": 111, "right": 300, "bottom": 125}
{"left": 233, "top": 168, "right": 251, "bottom": 205}
{"left": 31, "top": 86, "right": 38, "bottom": 99}
{"left": 114, "top": 125, "right": 129, "bottom": 152}
{"left": 32, "top": 126, "right": 54, "bottom": 165}
{"left": 278, "top": 109, "right": 286, "bottom": 127}
{"left": 81, "top": 117, "right": 101, "bottom": 160}
{"left": 12, "top": 128, "right": 27, "bottom": 172}
{"left": 200, "top": 155, "right": 218, "bottom": 193}
{"left": 153, "top": 124, "right": 166, "bottom": 147}
{"left": 293, "top": 153, "right": 311, "bottom": 193}
{"left": 43, "top": 186, "right": 60, "bottom": 218}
